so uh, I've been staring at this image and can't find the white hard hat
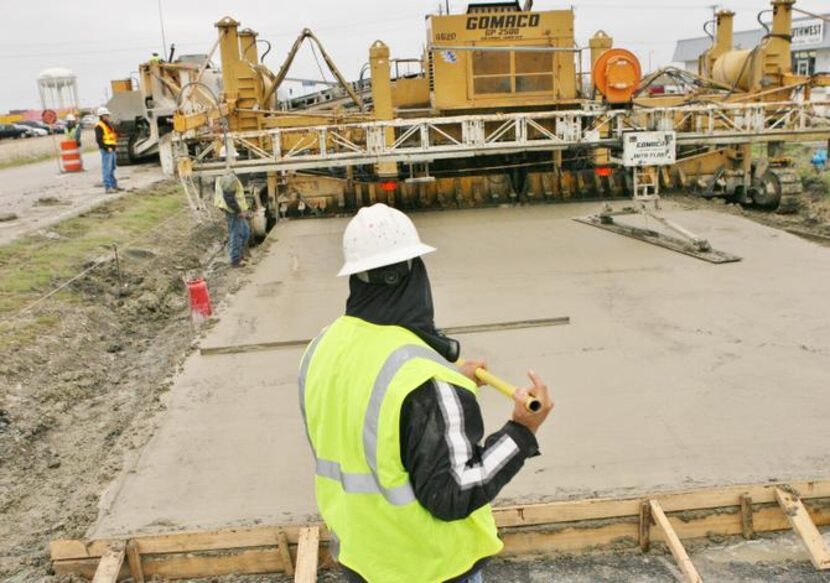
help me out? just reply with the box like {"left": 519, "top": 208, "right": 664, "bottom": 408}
{"left": 338, "top": 203, "right": 436, "bottom": 277}
{"left": 96, "top": 106, "right": 111, "bottom": 116}
{"left": 65, "top": 114, "right": 76, "bottom": 121}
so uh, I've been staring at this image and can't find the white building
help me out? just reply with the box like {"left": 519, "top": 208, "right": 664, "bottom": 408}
{"left": 673, "top": 14, "right": 829, "bottom": 82}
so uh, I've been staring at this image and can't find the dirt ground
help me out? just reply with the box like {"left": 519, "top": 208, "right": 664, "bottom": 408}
{"left": 0, "top": 184, "right": 250, "bottom": 581}
{"left": 1, "top": 155, "right": 829, "bottom": 582}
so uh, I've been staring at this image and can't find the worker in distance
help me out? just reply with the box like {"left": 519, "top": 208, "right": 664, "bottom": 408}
{"left": 299, "top": 203, "right": 554, "bottom": 582}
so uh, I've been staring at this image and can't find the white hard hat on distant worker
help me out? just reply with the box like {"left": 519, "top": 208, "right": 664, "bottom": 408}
{"left": 338, "top": 203, "right": 435, "bottom": 277}
{"left": 96, "top": 106, "right": 111, "bottom": 117}
{"left": 65, "top": 114, "right": 76, "bottom": 121}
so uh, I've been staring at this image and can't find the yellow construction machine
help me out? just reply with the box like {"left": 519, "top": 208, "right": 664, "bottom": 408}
{"left": 105, "top": 51, "right": 223, "bottom": 166}
{"left": 170, "top": 0, "right": 830, "bottom": 247}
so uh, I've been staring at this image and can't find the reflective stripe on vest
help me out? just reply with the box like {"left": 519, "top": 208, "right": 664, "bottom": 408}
{"left": 96, "top": 120, "right": 117, "bottom": 146}
{"left": 299, "top": 337, "right": 448, "bottom": 506}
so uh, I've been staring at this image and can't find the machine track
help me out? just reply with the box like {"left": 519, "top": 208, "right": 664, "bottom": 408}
{"left": 115, "top": 133, "right": 136, "bottom": 166}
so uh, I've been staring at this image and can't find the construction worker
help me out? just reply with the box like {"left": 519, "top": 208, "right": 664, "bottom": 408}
{"left": 64, "top": 114, "right": 81, "bottom": 145}
{"left": 300, "top": 203, "right": 554, "bottom": 582}
{"left": 149, "top": 52, "right": 163, "bottom": 64}
{"left": 95, "top": 107, "right": 121, "bottom": 193}
{"left": 214, "top": 172, "right": 250, "bottom": 267}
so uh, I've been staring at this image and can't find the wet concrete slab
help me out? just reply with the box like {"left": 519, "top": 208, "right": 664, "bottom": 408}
{"left": 91, "top": 202, "right": 830, "bottom": 538}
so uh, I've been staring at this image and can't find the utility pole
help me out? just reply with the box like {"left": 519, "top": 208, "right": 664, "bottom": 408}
{"left": 158, "top": 0, "right": 168, "bottom": 55}
{"left": 445, "top": 0, "right": 450, "bottom": 15}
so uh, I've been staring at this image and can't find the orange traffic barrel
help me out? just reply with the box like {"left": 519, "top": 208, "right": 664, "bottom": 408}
{"left": 60, "top": 139, "right": 83, "bottom": 173}
{"left": 187, "top": 278, "right": 213, "bottom": 324}
{"left": 593, "top": 48, "right": 642, "bottom": 105}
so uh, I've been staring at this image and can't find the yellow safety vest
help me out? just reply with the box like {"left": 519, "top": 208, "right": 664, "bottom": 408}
{"left": 213, "top": 176, "right": 249, "bottom": 213}
{"left": 96, "top": 120, "right": 117, "bottom": 146}
{"left": 300, "top": 316, "right": 502, "bottom": 583}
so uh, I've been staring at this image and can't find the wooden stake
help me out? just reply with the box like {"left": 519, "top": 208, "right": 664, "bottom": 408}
{"left": 126, "top": 539, "right": 144, "bottom": 583}
{"left": 91, "top": 542, "right": 126, "bottom": 583}
{"left": 775, "top": 487, "right": 830, "bottom": 570}
{"left": 278, "top": 530, "right": 294, "bottom": 577}
{"left": 649, "top": 500, "right": 703, "bottom": 583}
{"left": 639, "top": 501, "right": 651, "bottom": 552}
{"left": 294, "top": 526, "right": 320, "bottom": 583}
{"left": 739, "top": 494, "right": 755, "bottom": 540}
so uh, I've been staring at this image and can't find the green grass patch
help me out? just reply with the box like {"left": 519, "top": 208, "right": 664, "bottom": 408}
{"left": 0, "top": 184, "right": 185, "bottom": 318}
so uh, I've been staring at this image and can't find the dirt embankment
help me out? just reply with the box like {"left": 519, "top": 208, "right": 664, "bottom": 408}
{"left": 675, "top": 144, "right": 830, "bottom": 244}
{"left": 0, "top": 185, "right": 246, "bottom": 581}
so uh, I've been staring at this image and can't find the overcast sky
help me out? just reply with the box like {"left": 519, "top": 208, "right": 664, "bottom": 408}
{"left": 2, "top": 0, "right": 827, "bottom": 112}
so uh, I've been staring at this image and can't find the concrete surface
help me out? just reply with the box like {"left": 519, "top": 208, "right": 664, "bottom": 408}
{"left": 91, "top": 202, "right": 830, "bottom": 539}
{"left": 0, "top": 152, "right": 165, "bottom": 246}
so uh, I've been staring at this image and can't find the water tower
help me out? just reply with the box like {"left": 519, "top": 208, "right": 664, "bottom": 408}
{"left": 37, "top": 67, "right": 79, "bottom": 111}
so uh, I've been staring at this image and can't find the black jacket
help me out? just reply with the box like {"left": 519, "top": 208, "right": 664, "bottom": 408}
{"left": 341, "top": 377, "right": 539, "bottom": 582}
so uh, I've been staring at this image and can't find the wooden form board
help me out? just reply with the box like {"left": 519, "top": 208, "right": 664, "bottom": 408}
{"left": 775, "top": 488, "right": 830, "bottom": 570}
{"left": 649, "top": 500, "right": 702, "bottom": 583}
{"left": 91, "top": 544, "right": 125, "bottom": 583}
{"left": 294, "top": 527, "right": 320, "bottom": 583}
{"left": 51, "top": 480, "right": 830, "bottom": 581}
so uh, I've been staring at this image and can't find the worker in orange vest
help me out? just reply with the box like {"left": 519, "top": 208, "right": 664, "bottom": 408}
{"left": 95, "top": 107, "right": 122, "bottom": 193}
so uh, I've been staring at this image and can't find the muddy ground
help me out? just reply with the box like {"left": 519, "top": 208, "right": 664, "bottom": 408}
{"left": 1, "top": 157, "right": 829, "bottom": 582}
{"left": 0, "top": 185, "right": 250, "bottom": 581}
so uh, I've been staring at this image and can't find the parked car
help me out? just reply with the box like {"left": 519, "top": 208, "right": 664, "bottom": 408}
{"left": 18, "top": 120, "right": 55, "bottom": 134}
{"left": 14, "top": 123, "right": 47, "bottom": 137}
{"left": 0, "top": 124, "right": 29, "bottom": 139}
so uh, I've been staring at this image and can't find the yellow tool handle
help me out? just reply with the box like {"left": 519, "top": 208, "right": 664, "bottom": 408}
{"left": 457, "top": 359, "right": 542, "bottom": 413}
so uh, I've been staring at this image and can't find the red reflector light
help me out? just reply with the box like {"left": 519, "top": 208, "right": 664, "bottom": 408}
{"left": 594, "top": 167, "right": 613, "bottom": 177}
{"left": 380, "top": 181, "right": 398, "bottom": 192}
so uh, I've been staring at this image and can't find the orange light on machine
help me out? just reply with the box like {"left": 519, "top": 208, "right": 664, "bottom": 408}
{"left": 593, "top": 48, "right": 642, "bottom": 105}
{"left": 380, "top": 180, "right": 398, "bottom": 192}
{"left": 594, "top": 166, "right": 613, "bottom": 177}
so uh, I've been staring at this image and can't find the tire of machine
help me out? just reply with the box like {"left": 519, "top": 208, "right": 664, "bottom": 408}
{"left": 751, "top": 169, "right": 802, "bottom": 213}
{"left": 750, "top": 170, "right": 783, "bottom": 210}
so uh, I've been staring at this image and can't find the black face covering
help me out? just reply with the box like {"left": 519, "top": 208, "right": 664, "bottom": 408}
{"left": 345, "top": 257, "right": 460, "bottom": 361}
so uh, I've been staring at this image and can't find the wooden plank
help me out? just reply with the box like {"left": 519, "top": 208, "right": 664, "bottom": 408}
{"left": 775, "top": 487, "right": 830, "bottom": 570}
{"left": 52, "top": 506, "right": 830, "bottom": 581}
{"left": 639, "top": 501, "right": 651, "bottom": 552}
{"left": 492, "top": 479, "right": 830, "bottom": 529}
{"left": 649, "top": 500, "right": 702, "bottom": 583}
{"left": 51, "top": 524, "right": 326, "bottom": 561}
{"left": 740, "top": 494, "right": 755, "bottom": 540}
{"left": 278, "top": 530, "right": 295, "bottom": 577}
{"left": 294, "top": 527, "right": 320, "bottom": 583}
{"left": 50, "top": 481, "right": 830, "bottom": 563}
{"left": 91, "top": 543, "right": 126, "bottom": 583}
{"left": 55, "top": 548, "right": 284, "bottom": 580}
{"left": 126, "top": 539, "right": 144, "bottom": 583}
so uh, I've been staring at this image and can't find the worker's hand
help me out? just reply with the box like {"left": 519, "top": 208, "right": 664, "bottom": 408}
{"left": 512, "top": 370, "right": 554, "bottom": 434}
{"left": 458, "top": 359, "right": 487, "bottom": 387}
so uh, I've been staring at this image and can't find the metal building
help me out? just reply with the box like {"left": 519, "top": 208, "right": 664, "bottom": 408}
{"left": 673, "top": 13, "right": 829, "bottom": 81}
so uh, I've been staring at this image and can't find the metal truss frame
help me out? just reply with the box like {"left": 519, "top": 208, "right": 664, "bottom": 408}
{"left": 176, "top": 100, "right": 830, "bottom": 177}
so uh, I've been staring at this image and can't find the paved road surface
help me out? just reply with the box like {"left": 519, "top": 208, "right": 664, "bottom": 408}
{"left": 0, "top": 152, "right": 165, "bottom": 246}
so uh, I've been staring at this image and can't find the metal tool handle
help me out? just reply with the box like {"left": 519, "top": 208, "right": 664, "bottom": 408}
{"left": 457, "top": 359, "right": 542, "bottom": 413}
